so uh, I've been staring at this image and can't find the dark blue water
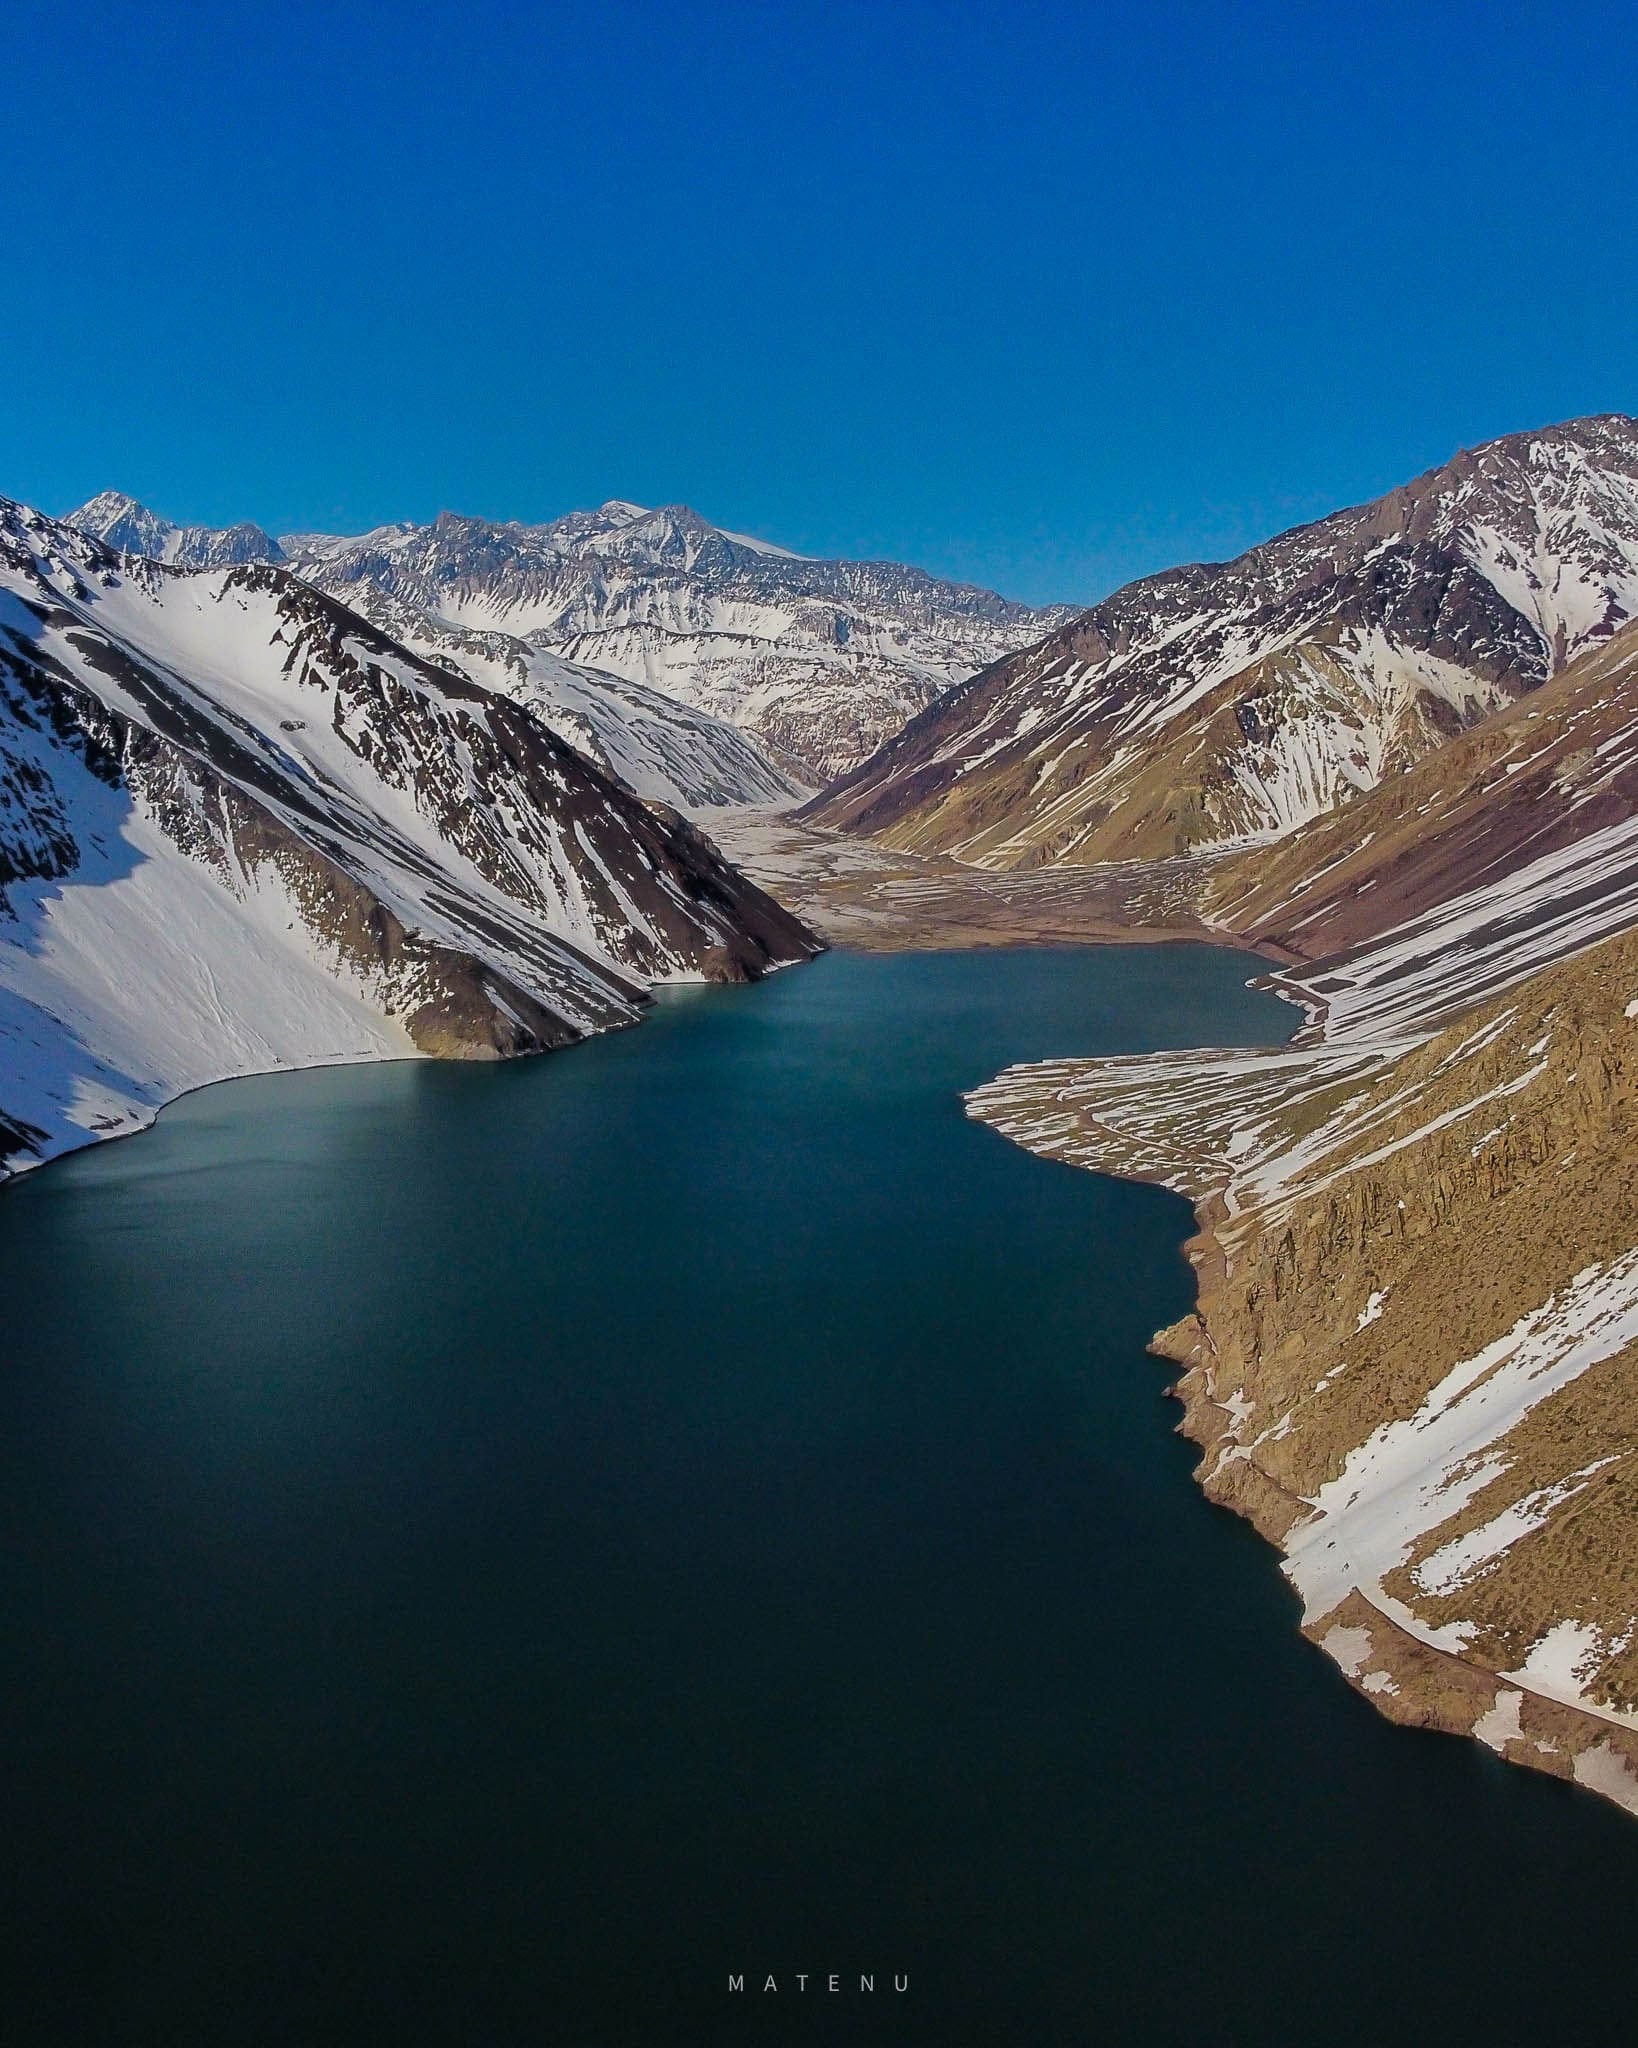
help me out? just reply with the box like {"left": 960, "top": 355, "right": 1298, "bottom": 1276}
{"left": 4, "top": 946, "right": 1638, "bottom": 2047}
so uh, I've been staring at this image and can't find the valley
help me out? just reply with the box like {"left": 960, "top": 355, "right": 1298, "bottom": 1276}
{"left": 11, "top": 415, "right": 1638, "bottom": 1824}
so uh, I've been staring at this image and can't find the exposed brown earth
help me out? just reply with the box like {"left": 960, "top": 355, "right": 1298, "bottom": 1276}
{"left": 699, "top": 805, "right": 1228, "bottom": 953}
{"left": 966, "top": 875, "right": 1638, "bottom": 1812}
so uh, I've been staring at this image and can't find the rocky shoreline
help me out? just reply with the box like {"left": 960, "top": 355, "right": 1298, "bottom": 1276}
{"left": 967, "top": 912, "right": 1638, "bottom": 1822}
{"left": 1156, "top": 1254, "right": 1638, "bottom": 1815}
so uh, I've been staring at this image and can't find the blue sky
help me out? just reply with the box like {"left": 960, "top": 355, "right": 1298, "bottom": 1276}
{"left": 4, "top": 0, "right": 1634, "bottom": 604}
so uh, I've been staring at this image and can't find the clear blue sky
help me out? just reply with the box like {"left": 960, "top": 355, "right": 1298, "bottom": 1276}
{"left": 4, "top": 0, "right": 1634, "bottom": 604}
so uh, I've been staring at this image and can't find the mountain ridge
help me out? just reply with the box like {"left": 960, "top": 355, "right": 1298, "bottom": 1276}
{"left": 65, "top": 491, "right": 1076, "bottom": 784}
{"left": 806, "top": 414, "right": 1638, "bottom": 866}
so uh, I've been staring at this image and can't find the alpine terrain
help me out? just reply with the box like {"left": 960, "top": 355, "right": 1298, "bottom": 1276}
{"left": 69, "top": 492, "right": 1074, "bottom": 790}
{"left": 0, "top": 497, "right": 817, "bottom": 1179}
{"left": 31, "top": 417, "right": 1638, "bottom": 1817}
{"left": 925, "top": 419, "right": 1638, "bottom": 1812}
{"left": 809, "top": 416, "right": 1638, "bottom": 866}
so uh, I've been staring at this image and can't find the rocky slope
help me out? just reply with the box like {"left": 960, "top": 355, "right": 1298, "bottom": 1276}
{"left": 964, "top": 619, "right": 1638, "bottom": 1812}
{"left": 0, "top": 497, "right": 817, "bottom": 1178}
{"left": 1203, "top": 614, "right": 1638, "bottom": 966}
{"left": 69, "top": 493, "right": 1074, "bottom": 787}
{"left": 809, "top": 415, "right": 1638, "bottom": 867}
{"left": 318, "top": 584, "right": 804, "bottom": 811}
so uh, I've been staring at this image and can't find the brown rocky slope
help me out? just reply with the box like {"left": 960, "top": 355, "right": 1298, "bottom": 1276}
{"left": 962, "top": 618, "right": 1638, "bottom": 1814}
{"left": 807, "top": 415, "right": 1638, "bottom": 869}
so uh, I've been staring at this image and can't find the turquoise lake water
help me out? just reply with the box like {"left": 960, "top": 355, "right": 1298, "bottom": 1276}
{"left": 5, "top": 945, "right": 1638, "bottom": 2046}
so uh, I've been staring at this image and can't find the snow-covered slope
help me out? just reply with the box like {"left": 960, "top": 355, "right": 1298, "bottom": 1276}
{"left": 280, "top": 500, "right": 1073, "bottom": 782}
{"left": 309, "top": 583, "right": 805, "bottom": 810}
{"left": 0, "top": 498, "right": 817, "bottom": 1177}
{"left": 810, "top": 415, "right": 1638, "bottom": 866}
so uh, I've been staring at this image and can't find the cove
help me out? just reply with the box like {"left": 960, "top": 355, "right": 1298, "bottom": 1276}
{"left": 4, "top": 945, "right": 1638, "bottom": 2047}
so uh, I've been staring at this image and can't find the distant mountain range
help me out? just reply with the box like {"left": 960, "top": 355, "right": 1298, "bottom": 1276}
{"left": 65, "top": 492, "right": 1075, "bottom": 787}
{"left": 808, "top": 415, "right": 1638, "bottom": 865}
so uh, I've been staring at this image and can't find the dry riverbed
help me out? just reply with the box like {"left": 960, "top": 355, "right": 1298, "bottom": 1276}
{"left": 699, "top": 804, "right": 1217, "bottom": 951}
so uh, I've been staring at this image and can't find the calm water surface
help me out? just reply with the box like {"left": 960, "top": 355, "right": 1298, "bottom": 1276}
{"left": 5, "top": 946, "right": 1638, "bottom": 2046}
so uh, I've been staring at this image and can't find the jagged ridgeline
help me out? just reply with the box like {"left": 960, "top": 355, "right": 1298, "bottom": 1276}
{"left": 67, "top": 493, "right": 1076, "bottom": 789}
{"left": 0, "top": 500, "right": 819, "bottom": 1176}
{"left": 808, "top": 415, "right": 1638, "bottom": 865}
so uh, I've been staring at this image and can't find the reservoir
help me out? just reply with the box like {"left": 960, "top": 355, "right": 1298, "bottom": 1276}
{"left": 4, "top": 946, "right": 1638, "bottom": 2045}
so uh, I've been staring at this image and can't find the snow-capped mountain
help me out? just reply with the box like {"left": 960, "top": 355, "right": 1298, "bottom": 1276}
{"left": 809, "top": 415, "right": 1638, "bottom": 866}
{"left": 313, "top": 582, "right": 804, "bottom": 811}
{"left": 0, "top": 498, "right": 817, "bottom": 1177}
{"left": 68, "top": 492, "right": 811, "bottom": 809}
{"left": 287, "top": 500, "right": 1073, "bottom": 782}
{"left": 68, "top": 492, "right": 1068, "bottom": 789}
{"left": 68, "top": 489, "right": 287, "bottom": 571}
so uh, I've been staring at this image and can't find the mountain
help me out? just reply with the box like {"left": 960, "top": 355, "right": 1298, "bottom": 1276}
{"left": 808, "top": 416, "right": 1638, "bottom": 866}
{"left": 67, "top": 493, "right": 809, "bottom": 809}
{"left": 279, "top": 499, "right": 1074, "bottom": 783}
{"left": 68, "top": 489, "right": 287, "bottom": 571}
{"left": 1205, "top": 611, "right": 1638, "bottom": 967}
{"left": 65, "top": 492, "right": 1068, "bottom": 790}
{"left": 0, "top": 497, "right": 817, "bottom": 1178}
{"left": 310, "top": 582, "right": 804, "bottom": 811}
{"left": 964, "top": 614, "right": 1638, "bottom": 1810}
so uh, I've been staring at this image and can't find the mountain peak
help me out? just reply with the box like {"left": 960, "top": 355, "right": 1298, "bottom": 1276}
{"left": 68, "top": 487, "right": 156, "bottom": 524}
{"left": 66, "top": 490, "right": 178, "bottom": 557}
{"left": 64, "top": 490, "right": 286, "bottom": 571}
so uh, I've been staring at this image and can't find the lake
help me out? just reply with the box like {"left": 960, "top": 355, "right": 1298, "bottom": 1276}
{"left": 4, "top": 945, "right": 1638, "bottom": 2045}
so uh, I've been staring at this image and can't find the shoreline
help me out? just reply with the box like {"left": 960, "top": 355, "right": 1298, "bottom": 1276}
{"left": 0, "top": 914, "right": 1262, "bottom": 1196}
{"left": 15, "top": 801, "right": 1632, "bottom": 1816}
{"left": 1154, "top": 1197, "right": 1638, "bottom": 1817}
{"left": 957, "top": 898, "right": 1638, "bottom": 1822}
{"left": 2, "top": 798, "right": 1291, "bottom": 1196}
{"left": 0, "top": 1002, "right": 659, "bottom": 1196}
{"left": 0, "top": 1047, "right": 418, "bottom": 1193}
